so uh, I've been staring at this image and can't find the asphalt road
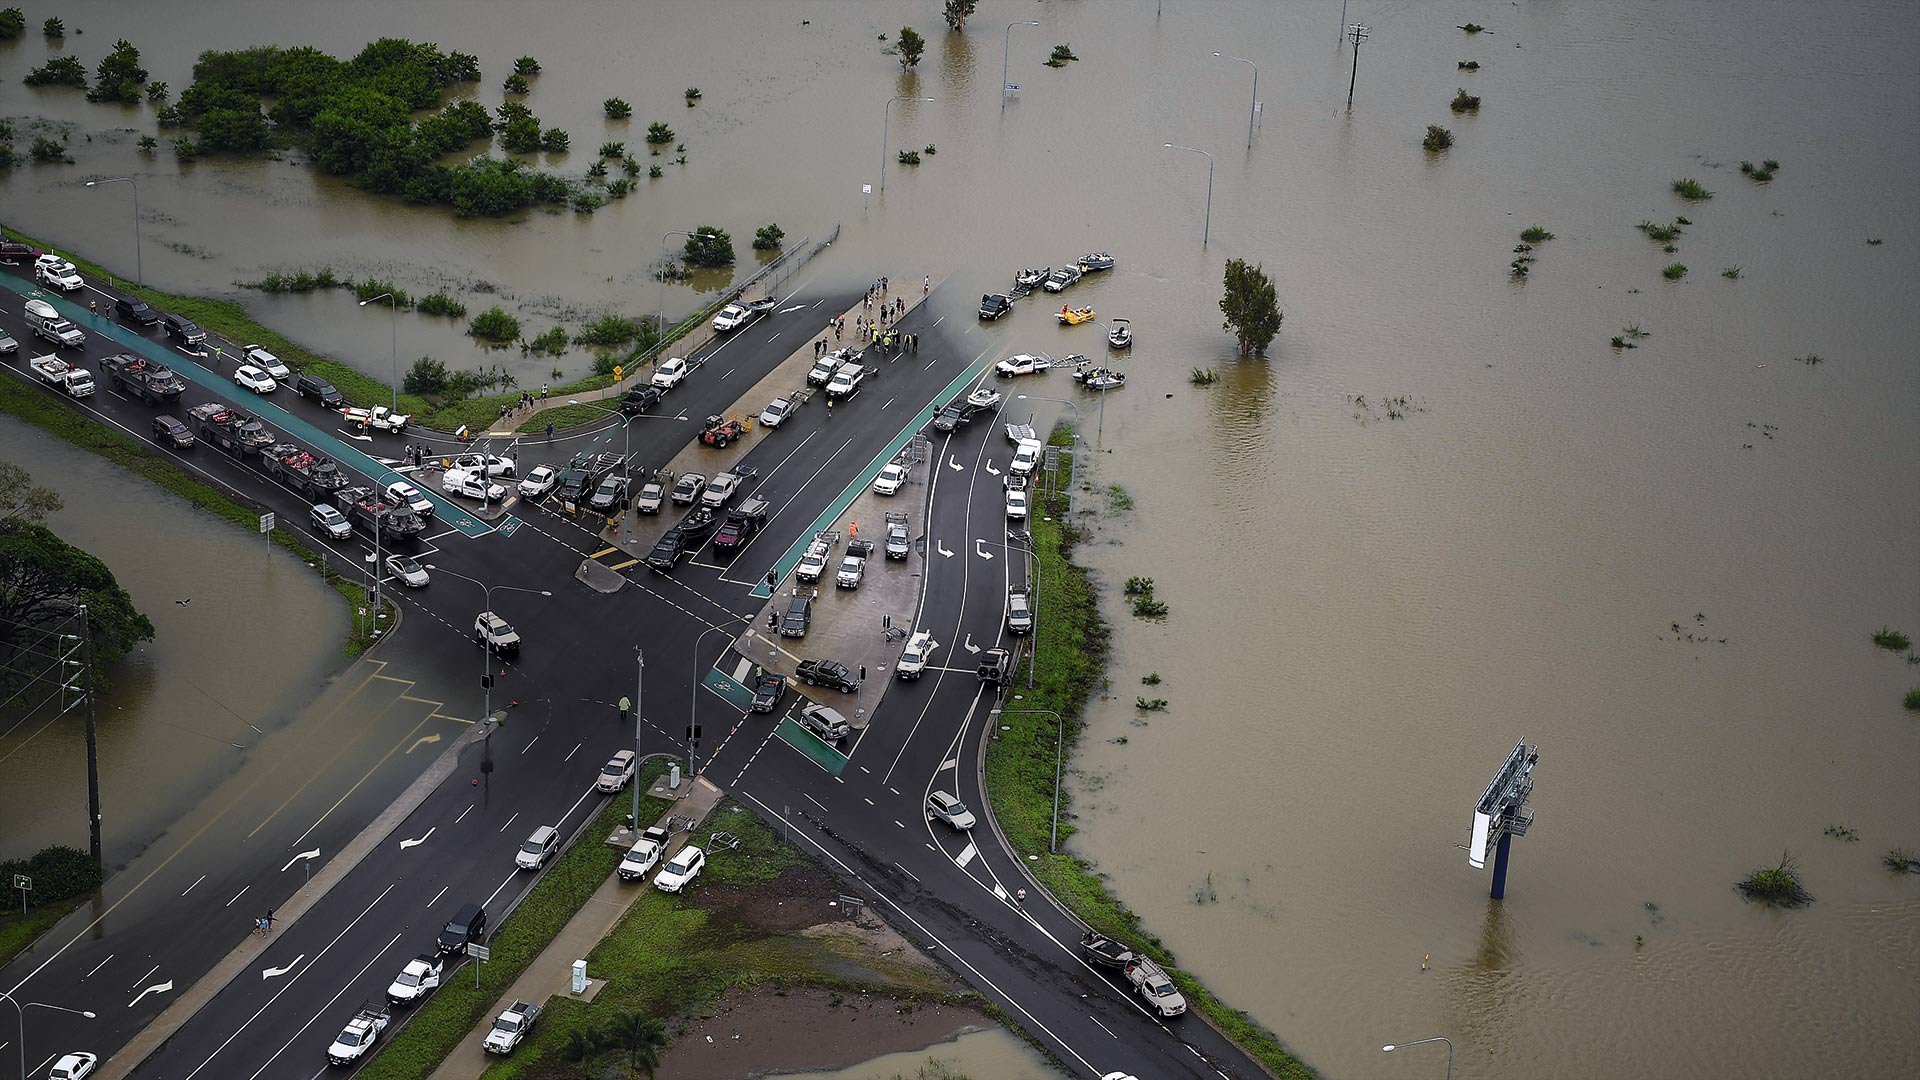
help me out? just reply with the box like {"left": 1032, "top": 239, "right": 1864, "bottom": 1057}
{"left": 1, "top": 262, "right": 1269, "bottom": 1079}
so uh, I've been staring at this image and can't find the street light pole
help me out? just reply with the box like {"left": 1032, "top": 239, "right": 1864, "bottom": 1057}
{"left": 658, "top": 230, "right": 717, "bottom": 354}
{"left": 422, "top": 565, "right": 550, "bottom": 742}
{"left": 84, "top": 177, "right": 141, "bottom": 286}
{"left": 566, "top": 400, "right": 632, "bottom": 480}
{"left": 1347, "top": 24, "right": 1372, "bottom": 109}
{"left": 1382, "top": 1037, "right": 1453, "bottom": 1080}
{"left": 1, "top": 992, "right": 97, "bottom": 1080}
{"left": 631, "top": 649, "right": 644, "bottom": 827}
{"left": 881, "top": 95, "right": 934, "bottom": 194}
{"left": 992, "top": 708, "right": 1065, "bottom": 852}
{"left": 1164, "top": 144, "right": 1214, "bottom": 245}
{"left": 1002, "top": 20, "right": 1040, "bottom": 110}
{"left": 689, "top": 622, "right": 739, "bottom": 777}
{"left": 357, "top": 292, "right": 400, "bottom": 413}
{"left": 1213, "top": 53, "right": 1258, "bottom": 148}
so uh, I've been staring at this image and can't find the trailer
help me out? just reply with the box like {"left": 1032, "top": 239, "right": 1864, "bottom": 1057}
{"left": 335, "top": 485, "right": 427, "bottom": 539}
{"left": 262, "top": 443, "right": 351, "bottom": 496}
{"left": 99, "top": 353, "right": 186, "bottom": 404}
{"left": 188, "top": 402, "right": 275, "bottom": 456}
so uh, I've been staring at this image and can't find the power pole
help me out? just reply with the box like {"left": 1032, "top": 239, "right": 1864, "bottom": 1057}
{"left": 630, "top": 649, "right": 644, "bottom": 830}
{"left": 78, "top": 607, "right": 102, "bottom": 869}
{"left": 1346, "top": 24, "right": 1370, "bottom": 110}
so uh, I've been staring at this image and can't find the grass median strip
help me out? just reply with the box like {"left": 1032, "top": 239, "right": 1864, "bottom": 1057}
{"left": 984, "top": 426, "right": 1320, "bottom": 1080}
{"left": 0, "top": 375, "right": 390, "bottom": 656}
{"left": 356, "top": 762, "right": 675, "bottom": 1080}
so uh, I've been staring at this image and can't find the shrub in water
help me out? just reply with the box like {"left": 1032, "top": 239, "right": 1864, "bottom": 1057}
{"left": 1423, "top": 125, "right": 1453, "bottom": 151}
{"left": 604, "top": 97, "right": 632, "bottom": 119}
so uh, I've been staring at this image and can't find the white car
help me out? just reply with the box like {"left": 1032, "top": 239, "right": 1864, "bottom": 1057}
{"left": 386, "top": 955, "right": 444, "bottom": 1005}
{"left": 1009, "top": 438, "right": 1042, "bottom": 477}
{"left": 518, "top": 465, "right": 559, "bottom": 498}
{"left": 233, "top": 364, "right": 277, "bottom": 393}
{"left": 386, "top": 554, "right": 430, "bottom": 587}
{"left": 452, "top": 453, "right": 514, "bottom": 478}
{"left": 654, "top": 845, "right": 705, "bottom": 892}
{"left": 310, "top": 503, "right": 352, "bottom": 539}
{"left": 618, "top": 826, "right": 670, "bottom": 881}
{"left": 634, "top": 479, "right": 666, "bottom": 514}
{"left": 442, "top": 468, "right": 508, "bottom": 502}
{"left": 994, "top": 353, "right": 1050, "bottom": 378}
{"left": 872, "top": 462, "right": 909, "bottom": 495}
{"left": 243, "top": 346, "right": 292, "bottom": 381}
{"left": 759, "top": 396, "right": 796, "bottom": 428}
{"left": 35, "top": 255, "right": 83, "bottom": 291}
{"left": 1005, "top": 486, "right": 1029, "bottom": 519}
{"left": 711, "top": 303, "right": 753, "bottom": 331}
{"left": 475, "top": 611, "right": 521, "bottom": 652}
{"left": 650, "top": 356, "right": 691, "bottom": 390}
{"left": 49, "top": 1054, "right": 98, "bottom": 1080}
{"left": 0, "top": 329, "right": 17, "bottom": 354}
{"left": 386, "top": 481, "right": 434, "bottom": 518}
{"left": 896, "top": 631, "right": 938, "bottom": 680}
{"left": 700, "top": 471, "right": 741, "bottom": 508}
{"left": 596, "top": 750, "right": 636, "bottom": 792}
{"left": 926, "top": 791, "right": 976, "bottom": 830}
{"left": 669, "top": 472, "right": 706, "bottom": 505}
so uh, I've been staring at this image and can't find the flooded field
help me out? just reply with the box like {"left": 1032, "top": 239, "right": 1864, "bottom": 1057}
{"left": 2, "top": 1, "right": 1917, "bottom": 1076}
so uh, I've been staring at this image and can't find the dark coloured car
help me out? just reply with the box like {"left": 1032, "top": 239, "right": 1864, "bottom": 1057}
{"left": 795, "top": 658, "right": 859, "bottom": 692}
{"left": 749, "top": 673, "right": 786, "bottom": 714}
{"left": 645, "top": 527, "right": 687, "bottom": 573}
{"left": 778, "top": 594, "right": 812, "bottom": 638}
{"left": 151, "top": 415, "right": 195, "bottom": 449}
{"left": 979, "top": 293, "right": 1013, "bottom": 321}
{"left": 294, "top": 373, "right": 345, "bottom": 407}
{"left": 162, "top": 313, "right": 207, "bottom": 347}
{"left": 620, "top": 385, "right": 662, "bottom": 415}
{"left": 587, "top": 475, "right": 629, "bottom": 512}
{"left": 931, "top": 400, "right": 975, "bottom": 433}
{"left": 0, "top": 241, "right": 38, "bottom": 264}
{"left": 436, "top": 902, "right": 487, "bottom": 955}
{"left": 116, "top": 295, "right": 160, "bottom": 326}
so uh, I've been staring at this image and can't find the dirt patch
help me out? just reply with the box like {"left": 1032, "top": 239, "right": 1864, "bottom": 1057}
{"left": 694, "top": 863, "right": 845, "bottom": 932}
{"left": 659, "top": 985, "right": 994, "bottom": 1080}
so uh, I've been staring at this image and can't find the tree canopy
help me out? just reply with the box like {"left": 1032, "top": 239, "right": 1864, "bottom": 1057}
{"left": 0, "top": 520, "right": 153, "bottom": 694}
{"left": 1220, "top": 258, "right": 1283, "bottom": 355}
{"left": 897, "top": 27, "right": 926, "bottom": 68}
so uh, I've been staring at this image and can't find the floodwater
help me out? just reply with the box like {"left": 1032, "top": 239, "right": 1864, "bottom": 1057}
{"left": 4, "top": 1, "right": 1919, "bottom": 1077}
{"left": 0, "top": 416, "right": 346, "bottom": 865}
{"left": 778, "top": 1028, "right": 1056, "bottom": 1080}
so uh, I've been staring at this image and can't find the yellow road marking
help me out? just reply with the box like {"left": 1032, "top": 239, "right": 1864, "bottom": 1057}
{"left": 608, "top": 558, "right": 641, "bottom": 571}
{"left": 590, "top": 546, "right": 618, "bottom": 558}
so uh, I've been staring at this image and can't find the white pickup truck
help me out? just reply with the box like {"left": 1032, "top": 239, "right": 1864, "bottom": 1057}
{"left": 339, "top": 404, "right": 412, "bottom": 432}
{"left": 24, "top": 299, "right": 86, "bottom": 349}
{"left": 1124, "top": 958, "right": 1188, "bottom": 1017}
{"left": 483, "top": 999, "right": 542, "bottom": 1055}
{"left": 326, "top": 1004, "right": 392, "bottom": 1065}
{"left": 28, "top": 355, "right": 94, "bottom": 397}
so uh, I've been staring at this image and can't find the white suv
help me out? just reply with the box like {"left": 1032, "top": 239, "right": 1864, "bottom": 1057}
{"left": 896, "top": 631, "right": 938, "bottom": 680}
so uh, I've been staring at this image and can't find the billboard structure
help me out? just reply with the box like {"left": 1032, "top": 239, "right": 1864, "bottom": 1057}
{"left": 1467, "top": 739, "right": 1539, "bottom": 900}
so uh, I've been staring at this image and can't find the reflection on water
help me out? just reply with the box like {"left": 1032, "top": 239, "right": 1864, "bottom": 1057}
{"left": 2, "top": 1, "right": 1918, "bottom": 1077}
{"left": 0, "top": 418, "right": 346, "bottom": 865}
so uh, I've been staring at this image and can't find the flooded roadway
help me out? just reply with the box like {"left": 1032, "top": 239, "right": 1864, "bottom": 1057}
{"left": 2, "top": 1, "right": 1917, "bottom": 1077}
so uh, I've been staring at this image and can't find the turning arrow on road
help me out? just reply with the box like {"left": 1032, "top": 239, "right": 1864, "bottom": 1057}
{"left": 778, "top": 304, "right": 807, "bottom": 314}
{"left": 129, "top": 980, "right": 174, "bottom": 1009}
{"left": 337, "top": 430, "right": 375, "bottom": 443}
{"left": 975, "top": 539, "right": 995, "bottom": 560}
{"left": 262, "top": 955, "right": 305, "bottom": 980}
{"left": 948, "top": 455, "right": 965, "bottom": 472}
{"left": 963, "top": 634, "right": 981, "bottom": 654}
{"left": 985, "top": 461, "right": 1000, "bottom": 475}
{"left": 937, "top": 540, "right": 955, "bottom": 558}
{"left": 281, "top": 849, "right": 321, "bottom": 872}
{"left": 399, "top": 827, "right": 435, "bottom": 850}
{"left": 407, "top": 733, "right": 443, "bottom": 754}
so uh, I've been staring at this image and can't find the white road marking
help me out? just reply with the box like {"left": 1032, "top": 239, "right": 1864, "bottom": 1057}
{"left": 894, "top": 819, "right": 907, "bottom": 829}
{"left": 804, "top": 792, "right": 829, "bottom": 811}
{"left": 955, "top": 842, "right": 978, "bottom": 868}
{"left": 244, "top": 931, "right": 402, "bottom": 1080}
{"left": 937, "top": 540, "right": 954, "bottom": 557}
{"left": 182, "top": 874, "right": 205, "bottom": 896}
{"left": 82, "top": 954, "right": 113, "bottom": 981}
{"left": 455, "top": 805, "right": 474, "bottom": 824}
{"left": 881, "top": 397, "right": 894, "bottom": 410}
{"left": 129, "top": 979, "right": 174, "bottom": 1009}
{"left": 975, "top": 539, "right": 995, "bottom": 559}
{"left": 1088, "top": 1014, "right": 1117, "bottom": 1038}
{"left": 129, "top": 964, "right": 159, "bottom": 991}
{"left": 949, "top": 455, "right": 965, "bottom": 471}
{"left": 565, "top": 740, "right": 582, "bottom": 761}
{"left": 427, "top": 885, "right": 449, "bottom": 909}
{"left": 895, "top": 861, "right": 921, "bottom": 882}
{"left": 498, "top": 811, "right": 519, "bottom": 833}
{"left": 963, "top": 634, "right": 981, "bottom": 654}
{"left": 481, "top": 867, "right": 521, "bottom": 912}
{"left": 520, "top": 734, "right": 541, "bottom": 755}
{"left": 399, "top": 827, "right": 435, "bottom": 850}
{"left": 260, "top": 954, "right": 304, "bottom": 980}
{"left": 932, "top": 315, "right": 946, "bottom": 328}
{"left": 985, "top": 460, "right": 1000, "bottom": 475}
{"left": 993, "top": 883, "right": 1010, "bottom": 901}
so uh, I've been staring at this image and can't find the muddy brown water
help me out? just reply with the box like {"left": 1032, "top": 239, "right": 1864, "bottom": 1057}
{"left": 3, "top": 1, "right": 1918, "bottom": 1077}
{"left": 0, "top": 417, "right": 346, "bottom": 865}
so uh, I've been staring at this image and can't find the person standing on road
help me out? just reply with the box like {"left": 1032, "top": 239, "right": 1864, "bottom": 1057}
{"left": 546, "top": 421, "right": 555, "bottom": 439}
{"left": 825, "top": 397, "right": 833, "bottom": 419}
{"left": 924, "top": 275, "right": 930, "bottom": 295}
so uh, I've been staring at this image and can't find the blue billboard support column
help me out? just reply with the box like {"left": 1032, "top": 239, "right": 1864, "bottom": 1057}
{"left": 1489, "top": 831, "right": 1514, "bottom": 900}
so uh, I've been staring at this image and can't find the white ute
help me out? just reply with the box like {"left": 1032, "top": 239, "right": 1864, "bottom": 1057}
{"left": 483, "top": 1000, "right": 542, "bottom": 1055}
{"left": 1124, "top": 958, "right": 1188, "bottom": 1017}
{"left": 896, "top": 631, "right": 938, "bottom": 680}
{"left": 618, "top": 826, "right": 671, "bottom": 881}
{"left": 28, "top": 354, "right": 94, "bottom": 397}
{"left": 24, "top": 299, "right": 86, "bottom": 349}
{"left": 386, "top": 955, "right": 444, "bottom": 1006}
{"left": 327, "top": 1004, "right": 391, "bottom": 1065}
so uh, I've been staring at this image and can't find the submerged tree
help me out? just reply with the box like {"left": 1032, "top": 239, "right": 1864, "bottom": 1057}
{"left": 943, "top": 0, "right": 978, "bottom": 33}
{"left": 1219, "top": 258, "right": 1282, "bottom": 356}
{"left": 896, "top": 26, "right": 926, "bottom": 69}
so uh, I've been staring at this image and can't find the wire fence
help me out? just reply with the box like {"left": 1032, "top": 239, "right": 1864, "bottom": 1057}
{"left": 631, "top": 223, "right": 841, "bottom": 371}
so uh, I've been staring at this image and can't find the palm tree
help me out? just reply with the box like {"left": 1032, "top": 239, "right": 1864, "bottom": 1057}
{"left": 602, "top": 1009, "right": 667, "bottom": 1078}
{"left": 563, "top": 1024, "right": 603, "bottom": 1069}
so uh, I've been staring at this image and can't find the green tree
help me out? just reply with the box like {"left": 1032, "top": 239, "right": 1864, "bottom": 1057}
{"left": 0, "top": 462, "right": 63, "bottom": 523}
{"left": 195, "top": 105, "right": 271, "bottom": 152}
{"left": 514, "top": 56, "right": 541, "bottom": 76}
{"left": 0, "top": 8, "right": 25, "bottom": 39}
{"left": 644, "top": 121, "right": 674, "bottom": 147}
{"left": 752, "top": 223, "right": 785, "bottom": 251}
{"left": 41, "top": 15, "right": 61, "bottom": 38}
{"left": 897, "top": 26, "right": 926, "bottom": 68}
{"left": 87, "top": 39, "right": 150, "bottom": 104}
{"left": 943, "top": 0, "right": 978, "bottom": 32}
{"left": 503, "top": 72, "right": 530, "bottom": 96}
{"left": 601, "top": 1010, "right": 666, "bottom": 1079}
{"left": 540, "top": 127, "right": 569, "bottom": 153}
{"left": 468, "top": 306, "right": 521, "bottom": 343}
{"left": 23, "top": 55, "right": 88, "bottom": 88}
{"left": 604, "top": 97, "right": 632, "bottom": 119}
{"left": 0, "top": 520, "right": 155, "bottom": 692}
{"left": 683, "top": 226, "right": 734, "bottom": 268}
{"left": 500, "top": 114, "right": 541, "bottom": 154}
{"left": 404, "top": 356, "right": 450, "bottom": 394}
{"left": 1219, "top": 258, "right": 1282, "bottom": 355}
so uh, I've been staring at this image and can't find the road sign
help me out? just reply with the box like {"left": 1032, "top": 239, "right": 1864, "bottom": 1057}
{"left": 467, "top": 943, "right": 491, "bottom": 961}
{"left": 861, "top": 184, "right": 872, "bottom": 195}
{"left": 259, "top": 512, "right": 275, "bottom": 534}
{"left": 12, "top": 874, "right": 29, "bottom": 891}
{"left": 1005, "top": 83, "right": 1020, "bottom": 92}
{"left": 614, "top": 365, "right": 624, "bottom": 380}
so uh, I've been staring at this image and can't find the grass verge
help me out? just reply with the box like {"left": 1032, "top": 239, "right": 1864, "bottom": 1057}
{"left": 0, "top": 375, "right": 389, "bottom": 655}
{"left": 0, "top": 896, "right": 87, "bottom": 970}
{"left": 985, "top": 427, "right": 1318, "bottom": 1080}
{"left": 356, "top": 761, "right": 675, "bottom": 1080}
{"left": 474, "top": 801, "right": 962, "bottom": 1079}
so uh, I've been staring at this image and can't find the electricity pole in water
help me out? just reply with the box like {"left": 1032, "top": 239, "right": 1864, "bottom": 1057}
{"left": 1346, "top": 24, "right": 1371, "bottom": 110}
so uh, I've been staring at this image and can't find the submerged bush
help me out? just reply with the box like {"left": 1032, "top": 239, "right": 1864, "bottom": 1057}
{"left": 1873, "top": 627, "right": 1912, "bottom": 651}
{"left": 1520, "top": 225, "right": 1554, "bottom": 243}
{"left": 1450, "top": 88, "right": 1481, "bottom": 113}
{"left": 468, "top": 306, "right": 521, "bottom": 344}
{"left": 1662, "top": 263, "right": 1688, "bottom": 281}
{"left": 1736, "top": 852, "right": 1812, "bottom": 908}
{"left": 604, "top": 97, "right": 632, "bottom": 119}
{"left": 1672, "top": 177, "right": 1714, "bottom": 200}
{"left": 1423, "top": 125, "right": 1453, "bottom": 151}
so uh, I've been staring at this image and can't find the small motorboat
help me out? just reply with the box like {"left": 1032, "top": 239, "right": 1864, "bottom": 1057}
{"left": 1078, "top": 251, "right": 1116, "bottom": 272}
{"left": 1043, "top": 265, "right": 1082, "bottom": 292}
{"left": 1015, "top": 267, "right": 1050, "bottom": 288}
{"left": 1107, "top": 318, "right": 1132, "bottom": 349}
{"left": 965, "top": 386, "right": 1004, "bottom": 409}
{"left": 1072, "top": 363, "right": 1126, "bottom": 391}
{"left": 1081, "top": 931, "right": 1135, "bottom": 969}
{"left": 1056, "top": 305, "right": 1096, "bottom": 325}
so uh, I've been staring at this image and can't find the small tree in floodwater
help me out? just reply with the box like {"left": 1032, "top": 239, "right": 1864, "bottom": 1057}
{"left": 896, "top": 27, "right": 926, "bottom": 68}
{"left": 1220, "top": 258, "right": 1282, "bottom": 356}
{"left": 944, "top": 0, "right": 978, "bottom": 33}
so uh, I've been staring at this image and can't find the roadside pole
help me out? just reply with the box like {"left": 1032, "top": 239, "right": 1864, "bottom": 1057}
{"left": 80, "top": 607, "right": 102, "bottom": 868}
{"left": 631, "top": 649, "right": 644, "bottom": 829}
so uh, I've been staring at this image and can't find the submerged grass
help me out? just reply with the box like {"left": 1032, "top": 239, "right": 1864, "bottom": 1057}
{"left": 1662, "top": 263, "right": 1689, "bottom": 281}
{"left": 1736, "top": 852, "right": 1813, "bottom": 908}
{"left": 1519, "top": 225, "right": 1554, "bottom": 243}
{"left": 1672, "top": 177, "right": 1714, "bottom": 200}
{"left": 1871, "top": 627, "right": 1910, "bottom": 652}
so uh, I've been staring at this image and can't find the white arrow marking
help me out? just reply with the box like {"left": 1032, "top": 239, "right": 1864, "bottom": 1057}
{"left": 399, "top": 827, "right": 435, "bottom": 850}
{"left": 281, "top": 849, "right": 320, "bottom": 872}
{"left": 779, "top": 304, "right": 806, "bottom": 314}
{"left": 262, "top": 954, "right": 305, "bottom": 980}
{"left": 985, "top": 461, "right": 1000, "bottom": 476}
{"left": 975, "top": 539, "right": 995, "bottom": 560}
{"left": 937, "top": 540, "right": 954, "bottom": 558}
{"left": 948, "top": 455, "right": 965, "bottom": 472}
{"left": 963, "top": 634, "right": 981, "bottom": 654}
{"left": 129, "top": 980, "right": 174, "bottom": 1008}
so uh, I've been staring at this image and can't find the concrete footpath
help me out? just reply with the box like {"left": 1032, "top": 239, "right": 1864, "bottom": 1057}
{"left": 425, "top": 774, "right": 727, "bottom": 1080}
